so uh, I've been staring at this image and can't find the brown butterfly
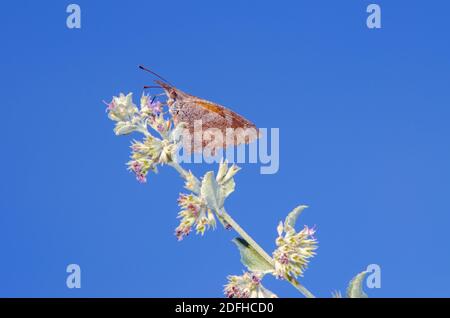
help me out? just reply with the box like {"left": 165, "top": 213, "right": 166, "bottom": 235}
{"left": 140, "top": 65, "right": 260, "bottom": 153}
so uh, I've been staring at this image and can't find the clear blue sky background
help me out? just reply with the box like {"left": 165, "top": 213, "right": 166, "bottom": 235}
{"left": 1, "top": 1, "right": 449, "bottom": 297}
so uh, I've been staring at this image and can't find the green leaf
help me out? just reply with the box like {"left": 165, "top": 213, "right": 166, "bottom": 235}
{"left": 232, "top": 237, "right": 273, "bottom": 273}
{"left": 284, "top": 205, "right": 308, "bottom": 230}
{"left": 346, "top": 271, "right": 368, "bottom": 298}
{"left": 201, "top": 171, "right": 223, "bottom": 211}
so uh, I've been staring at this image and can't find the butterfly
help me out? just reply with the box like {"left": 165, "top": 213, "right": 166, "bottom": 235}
{"left": 140, "top": 65, "right": 260, "bottom": 153}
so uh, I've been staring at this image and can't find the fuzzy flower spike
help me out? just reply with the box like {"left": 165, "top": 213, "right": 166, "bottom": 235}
{"left": 272, "top": 205, "right": 318, "bottom": 279}
{"left": 224, "top": 272, "right": 277, "bottom": 298}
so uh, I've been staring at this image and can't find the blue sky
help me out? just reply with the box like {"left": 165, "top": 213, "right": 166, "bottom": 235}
{"left": 1, "top": 0, "right": 450, "bottom": 297}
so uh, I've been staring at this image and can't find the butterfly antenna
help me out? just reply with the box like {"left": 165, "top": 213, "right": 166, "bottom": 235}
{"left": 143, "top": 85, "right": 162, "bottom": 89}
{"left": 139, "top": 65, "right": 173, "bottom": 86}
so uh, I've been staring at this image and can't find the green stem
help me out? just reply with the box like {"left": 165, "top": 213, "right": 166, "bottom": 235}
{"left": 220, "top": 209, "right": 274, "bottom": 266}
{"left": 286, "top": 275, "right": 315, "bottom": 298}
{"left": 169, "top": 160, "right": 315, "bottom": 298}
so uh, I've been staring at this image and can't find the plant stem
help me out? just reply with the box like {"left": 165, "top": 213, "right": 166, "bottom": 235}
{"left": 169, "top": 161, "right": 315, "bottom": 298}
{"left": 220, "top": 209, "right": 274, "bottom": 266}
{"left": 286, "top": 275, "right": 316, "bottom": 298}
{"left": 169, "top": 161, "right": 189, "bottom": 179}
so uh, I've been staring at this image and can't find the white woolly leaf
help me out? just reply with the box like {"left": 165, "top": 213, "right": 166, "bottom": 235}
{"left": 346, "top": 271, "right": 369, "bottom": 298}
{"left": 201, "top": 171, "right": 224, "bottom": 212}
{"left": 284, "top": 205, "right": 308, "bottom": 230}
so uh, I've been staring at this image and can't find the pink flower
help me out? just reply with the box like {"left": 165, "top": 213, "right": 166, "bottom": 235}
{"left": 175, "top": 226, "right": 192, "bottom": 241}
{"left": 103, "top": 100, "right": 115, "bottom": 112}
{"left": 149, "top": 100, "right": 163, "bottom": 114}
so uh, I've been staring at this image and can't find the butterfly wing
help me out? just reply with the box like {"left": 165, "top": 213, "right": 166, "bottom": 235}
{"left": 176, "top": 97, "right": 259, "bottom": 153}
{"left": 155, "top": 80, "right": 259, "bottom": 153}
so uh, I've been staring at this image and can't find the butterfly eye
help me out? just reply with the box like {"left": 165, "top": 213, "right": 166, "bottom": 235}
{"left": 170, "top": 90, "right": 178, "bottom": 99}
